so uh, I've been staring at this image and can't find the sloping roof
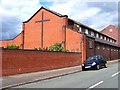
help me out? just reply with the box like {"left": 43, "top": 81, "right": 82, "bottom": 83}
{"left": 68, "top": 18, "right": 116, "bottom": 41}
{"left": 101, "top": 25, "right": 119, "bottom": 33}
{"left": 1, "top": 31, "right": 23, "bottom": 41}
{"left": 95, "top": 38, "right": 118, "bottom": 47}
{"left": 23, "top": 6, "right": 68, "bottom": 23}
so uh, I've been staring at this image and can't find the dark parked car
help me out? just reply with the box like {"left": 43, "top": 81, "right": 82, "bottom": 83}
{"left": 82, "top": 55, "right": 107, "bottom": 71}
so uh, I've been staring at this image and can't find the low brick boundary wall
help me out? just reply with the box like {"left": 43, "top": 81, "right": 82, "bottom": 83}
{"left": 1, "top": 49, "right": 82, "bottom": 76}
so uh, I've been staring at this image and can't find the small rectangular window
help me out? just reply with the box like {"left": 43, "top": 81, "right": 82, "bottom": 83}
{"left": 91, "top": 31, "right": 94, "bottom": 37}
{"left": 78, "top": 27, "right": 81, "bottom": 32}
{"left": 104, "top": 37, "right": 106, "bottom": 40}
{"left": 100, "top": 35, "right": 103, "bottom": 39}
{"left": 85, "top": 29, "right": 88, "bottom": 34}
{"left": 96, "top": 33, "right": 99, "bottom": 38}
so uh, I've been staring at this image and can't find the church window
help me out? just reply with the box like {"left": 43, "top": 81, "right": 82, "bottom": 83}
{"left": 85, "top": 29, "right": 88, "bottom": 34}
{"left": 78, "top": 27, "right": 81, "bottom": 32}
{"left": 104, "top": 37, "right": 106, "bottom": 40}
{"left": 96, "top": 33, "right": 99, "bottom": 38}
{"left": 91, "top": 31, "right": 94, "bottom": 37}
{"left": 110, "top": 39, "right": 112, "bottom": 42}
{"left": 100, "top": 35, "right": 103, "bottom": 39}
{"left": 68, "top": 19, "right": 74, "bottom": 29}
{"left": 81, "top": 28, "right": 85, "bottom": 33}
{"left": 113, "top": 40, "right": 115, "bottom": 43}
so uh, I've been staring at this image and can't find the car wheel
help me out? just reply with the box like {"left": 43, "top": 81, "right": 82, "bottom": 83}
{"left": 104, "top": 64, "right": 107, "bottom": 68}
{"left": 82, "top": 66, "right": 86, "bottom": 71}
{"left": 96, "top": 65, "right": 100, "bottom": 70}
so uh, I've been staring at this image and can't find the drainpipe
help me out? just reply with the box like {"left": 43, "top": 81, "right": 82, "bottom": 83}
{"left": 82, "top": 33, "right": 86, "bottom": 63}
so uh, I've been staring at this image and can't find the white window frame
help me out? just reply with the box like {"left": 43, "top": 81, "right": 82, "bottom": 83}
{"left": 78, "top": 27, "right": 81, "bottom": 32}
{"left": 110, "top": 39, "right": 112, "bottom": 42}
{"left": 104, "top": 37, "right": 106, "bottom": 40}
{"left": 100, "top": 35, "right": 103, "bottom": 39}
{"left": 96, "top": 33, "right": 99, "bottom": 38}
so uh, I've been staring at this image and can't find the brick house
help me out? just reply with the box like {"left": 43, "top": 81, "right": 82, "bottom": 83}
{"left": 101, "top": 25, "right": 120, "bottom": 47}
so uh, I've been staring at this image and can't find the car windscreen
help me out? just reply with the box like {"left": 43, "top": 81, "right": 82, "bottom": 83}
{"left": 86, "top": 56, "right": 96, "bottom": 61}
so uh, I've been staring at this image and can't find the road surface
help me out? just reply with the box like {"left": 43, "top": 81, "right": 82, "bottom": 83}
{"left": 13, "top": 62, "right": 120, "bottom": 89}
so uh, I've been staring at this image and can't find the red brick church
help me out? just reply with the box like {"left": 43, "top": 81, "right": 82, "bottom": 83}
{"left": 1, "top": 6, "right": 120, "bottom": 61}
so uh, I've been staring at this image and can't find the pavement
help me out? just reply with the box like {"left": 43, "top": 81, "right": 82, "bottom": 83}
{"left": 14, "top": 62, "right": 120, "bottom": 88}
{"left": 1, "top": 59, "right": 120, "bottom": 89}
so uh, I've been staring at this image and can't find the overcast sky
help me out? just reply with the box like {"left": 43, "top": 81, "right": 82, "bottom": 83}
{"left": 1, "top": 0, "right": 119, "bottom": 40}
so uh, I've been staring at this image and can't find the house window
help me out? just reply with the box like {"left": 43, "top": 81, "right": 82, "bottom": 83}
{"left": 107, "top": 38, "right": 109, "bottom": 41}
{"left": 89, "top": 40, "right": 93, "bottom": 48}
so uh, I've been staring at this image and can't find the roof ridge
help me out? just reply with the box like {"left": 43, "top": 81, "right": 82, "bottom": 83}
{"left": 23, "top": 6, "right": 67, "bottom": 23}
{"left": 41, "top": 6, "right": 63, "bottom": 16}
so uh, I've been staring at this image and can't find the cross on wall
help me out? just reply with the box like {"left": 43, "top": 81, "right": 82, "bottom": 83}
{"left": 35, "top": 11, "right": 50, "bottom": 48}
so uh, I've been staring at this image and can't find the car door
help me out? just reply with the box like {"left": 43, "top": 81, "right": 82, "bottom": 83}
{"left": 99, "top": 56, "right": 105, "bottom": 65}
{"left": 98, "top": 56, "right": 104, "bottom": 66}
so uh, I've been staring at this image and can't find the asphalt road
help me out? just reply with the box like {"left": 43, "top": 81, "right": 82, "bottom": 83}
{"left": 13, "top": 62, "right": 120, "bottom": 89}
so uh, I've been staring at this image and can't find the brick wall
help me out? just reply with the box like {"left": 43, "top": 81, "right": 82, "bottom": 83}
{"left": 86, "top": 36, "right": 95, "bottom": 58}
{"left": 1, "top": 49, "right": 82, "bottom": 76}
{"left": 66, "top": 28, "right": 82, "bottom": 52}
{"left": 95, "top": 43, "right": 111, "bottom": 60}
{"left": 110, "top": 46, "right": 118, "bottom": 60}
{"left": 95, "top": 42, "right": 119, "bottom": 61}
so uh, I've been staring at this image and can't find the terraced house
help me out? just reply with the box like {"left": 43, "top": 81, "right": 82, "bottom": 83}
{"left": 1, "top": 6, "right": 120, "bottom": 61}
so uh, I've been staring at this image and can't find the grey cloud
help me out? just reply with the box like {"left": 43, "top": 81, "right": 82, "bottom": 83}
{"left": 87, "top": 2, "right": 118, "bottom": 14}
{"left": 2, "top": 15, "right": 22, "bottom": 40}
{"left": 79, "top": 2, "right": 118, "bottom": 30}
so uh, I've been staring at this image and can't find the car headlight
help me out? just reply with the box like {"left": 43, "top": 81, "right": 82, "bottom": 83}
{"left": 82, "top": 64, "right": 84, "bottom": 66}
{"left": 92, "top": 62, "right": 96, "bottom": 66}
